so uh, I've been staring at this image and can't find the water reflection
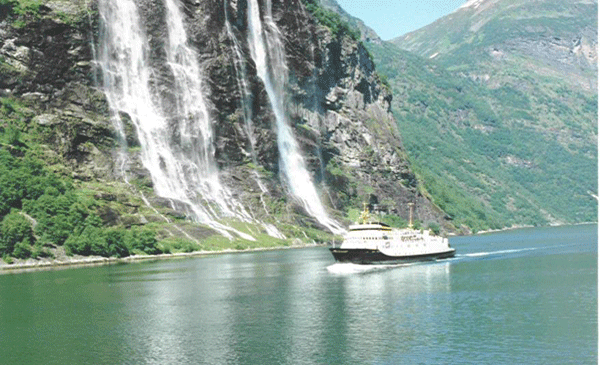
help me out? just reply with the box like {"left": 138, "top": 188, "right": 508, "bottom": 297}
{"left": 105, "top": 258, "right": 240, "bottom": 364}
{"left": 1, "top": 226, "right": 595, "bottom": 365}
{"left": 108, "top": 252, "right": 455, "bottom": 364}
{"left": 332, "top": 262, "right": 453, "bottom": 363}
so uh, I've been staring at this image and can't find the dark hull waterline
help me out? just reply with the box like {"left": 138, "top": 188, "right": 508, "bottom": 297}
{"left": 329, "top": 248, "right": 456, "bottom": 265}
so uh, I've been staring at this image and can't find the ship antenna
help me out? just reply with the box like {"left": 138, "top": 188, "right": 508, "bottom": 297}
{"left": 360, "top": 202, "right": 370, "bottom": 224}
{"left": 408, "top": 202, "right": 414, "bottom": 229}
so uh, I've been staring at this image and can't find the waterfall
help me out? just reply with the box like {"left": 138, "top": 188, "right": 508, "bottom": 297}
{"left": 224, "top": 1, "right": 286, "bottom": 239}
{"left": 246, "top": 0, "right": 344, "bottom": 234}
{"left": 96, "top": 0, "right": 341, "bottom": 238}
{"left": 96, "top": 0, "right": 254, "bottom": 240}
{"left": 223, "top": 1, "right": 257, "bottom": 162}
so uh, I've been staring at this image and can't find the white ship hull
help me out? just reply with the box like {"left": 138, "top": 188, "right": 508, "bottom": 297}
{"left": 330, "top": 223, "right": 455, "bottom": 264}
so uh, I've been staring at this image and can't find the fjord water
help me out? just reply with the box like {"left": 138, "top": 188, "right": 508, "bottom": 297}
{"left": 1, "top": 224, "right": 596, "bottom": 364}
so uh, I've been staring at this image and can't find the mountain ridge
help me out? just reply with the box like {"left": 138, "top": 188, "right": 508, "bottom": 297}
{"left": 376, "top": 0, "right": 597, "bottom": 230}
{"left": 324, "top": 0, "right": 597, "bottom": 230}
{"left": 392, "top": 0, "right": 597, "bottom": 90}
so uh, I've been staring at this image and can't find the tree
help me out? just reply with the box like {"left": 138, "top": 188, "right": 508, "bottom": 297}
{"left": 0, "top": 211, "right": 34, "bottom": 256}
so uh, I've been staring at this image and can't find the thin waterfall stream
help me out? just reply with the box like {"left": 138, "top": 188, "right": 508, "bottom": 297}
{"left": 246, "top": 0, "right": 344, "bottom": 234}
{"left": 223, "top": 1, "right": 257, "bottom": 163}
{"left": 96, "top": 0, "right": 341, "bottom": 238}
{"left": 96, "top": 0, "right": 254, "bottom": 240}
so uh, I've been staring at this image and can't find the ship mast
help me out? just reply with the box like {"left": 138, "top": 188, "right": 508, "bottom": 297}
{"left": 408, "top": 202, "right": 414, "bottom": 228}
{"left": 359, "top": 202, "right": 370, "bottom": 224}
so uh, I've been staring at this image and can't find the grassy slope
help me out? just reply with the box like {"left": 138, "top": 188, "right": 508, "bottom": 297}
{"left": 319, "top": 0, "right": 597, "bottom": 231}
{"left": 367, "top": 40, "right": 597, "bottom": 232}
{"left": 374, "top": 0, "right": 598, "bottom": 230}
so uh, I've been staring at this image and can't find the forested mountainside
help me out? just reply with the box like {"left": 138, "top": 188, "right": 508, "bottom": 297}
{"left": 363, "top": 0, "right": 597, "bottom": 231}
{"left": 318, "top": 0, "right": 380, "bottom": 43}
{"left": 0, "top": 0, "right": 445, "bottom": 263}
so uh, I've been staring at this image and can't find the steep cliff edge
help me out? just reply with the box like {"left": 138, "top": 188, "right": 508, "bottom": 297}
{"left": 196, "top": 0, "right": 446, "bottom": 227}
{"left": 0, "top": 0, "right": 448, "bottom": 263}
{"left": 0, "top": 1, "right": 113, "bottom": 180}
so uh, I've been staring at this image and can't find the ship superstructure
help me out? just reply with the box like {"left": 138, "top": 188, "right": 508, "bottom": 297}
{"left": 330, "top": 204, "right": 455, "bottom": 264}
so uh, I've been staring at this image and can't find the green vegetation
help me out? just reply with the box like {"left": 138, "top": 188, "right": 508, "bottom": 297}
{"left": 0, "top": 136, "right": 318, "bottom": 261}
{"left": 64, "top": 224, "right": 161, "bottom": 257}
{"left": 0, "top": 92, "right": 172, "bottom": 261}
{"left": 0, "top": 118, "right": 328, "bottom": 263}
{"left": 0, "top": 146, "right": 166, "bottom": 259}
{"left": 0, "top": 0, "right": 43, "bottom": 27}
{"left": 383, "top": 0, "right": 597, "bottom": 229}
{"left": 367, "top": 37, "right": 597, "bottom": 232}
{"left": 302, "top": 0, "right": 361, "bottom": 41}
{"left": 0, "top": 211, "right": 33, "bottom": 258}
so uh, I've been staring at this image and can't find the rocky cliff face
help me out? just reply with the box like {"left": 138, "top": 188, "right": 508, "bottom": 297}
{"left": 197, "top": 0, "right": 445, "bottom": 226}
{"left": 0, "top": 0, "right": 447, "bottom": 238}
{"left": 0, "top": 1, "right": 115, "bottom": 180}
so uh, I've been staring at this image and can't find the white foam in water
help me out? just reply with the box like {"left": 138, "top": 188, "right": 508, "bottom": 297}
{"left": 460, "top": 247, "right": 538, "bottom": 258}
{"left": 326, "top": 262, "right": 416, "bottom": 275}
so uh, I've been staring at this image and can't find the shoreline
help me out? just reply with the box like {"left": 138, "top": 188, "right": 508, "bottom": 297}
{"left": 462, "top": 221, "right": 598, "bottom": 236}
{"left": 445, "top": 220, "right": 598, "bottom": 237}
{"left": 0, "top": 243, "right": 326, "bottom": 274}
{"left": 2, "top": 222, "right": 596, "bottom": 274}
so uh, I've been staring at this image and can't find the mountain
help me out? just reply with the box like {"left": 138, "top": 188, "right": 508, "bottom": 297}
{"left": 0, "top": 0, "right": 446, "bottom": 263}
{"left": 367, "top": 0, "right": 598, "bottom": 230}
{"left": 317, "top": 0, "right": 381, "bottom": 43}
{"left": 393, "top": 0, "right": 597, "bottom": 91}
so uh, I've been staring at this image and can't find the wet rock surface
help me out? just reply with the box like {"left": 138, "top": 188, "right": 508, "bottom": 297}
{"left": 0, "top": 0, "right": 448, "bottom": 234}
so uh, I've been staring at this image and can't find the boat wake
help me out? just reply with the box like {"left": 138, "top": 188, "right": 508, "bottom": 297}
{"left": 458, "top": 247, "right": 538, "bottom": 258}
{"left": 326, "top": 262, "right": 415, "bottom": 275}
{"left": 327, "top": 244, "right": 575, "bottom": 274}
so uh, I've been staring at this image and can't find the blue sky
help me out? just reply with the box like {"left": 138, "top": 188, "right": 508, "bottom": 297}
{"left": 335, "top": 0, "right": 467, "bottom": 40}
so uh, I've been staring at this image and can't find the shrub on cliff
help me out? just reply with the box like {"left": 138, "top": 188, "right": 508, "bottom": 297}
{"left": 64, "top": 214, "right": 107, "bottom": 256}
{"left": 124, "top": 228, "right": 161, "bottom": 255}
{"left": 0, "top": 149, "right": 69, "bottom": 216}
{"left": 64, "top": 224, "right": 162, "bottom": 258}
{"left": 0, "top": 210, "right": 33, "bottom": 256}
{"left": 0, "top": 0, "right": 43, "bottom": 25}
{"left": 23, "top": 189, "right": 90, "bottom": 246}
{"left": 104, "top": 228, "right": 130, "bottom": 258}
{"left": 0, "top": 146, "right": 166, "bottom": 260}
{"left": 302, "top": 0, "right": 360, "bottom": 41}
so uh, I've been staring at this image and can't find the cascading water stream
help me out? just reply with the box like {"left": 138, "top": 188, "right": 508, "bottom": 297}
{"left": 95, "top": 0, "right": 144, "bottom": 181}
{"left": 162, "top": 0, "right": 253, "bottom": 223}
{"left": 96, "top": 0, "right": 254, "bottom": 240}
{"left": 223, "top": 1, "right": 285, "bottom": 239}
{"left": 223, "top": 1, "right": 257, "bottom": 162}
{"left": 247, "top": 0, "right": 344, "bottom": 234}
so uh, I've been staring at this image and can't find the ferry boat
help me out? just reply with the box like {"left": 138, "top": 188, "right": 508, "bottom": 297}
{"left": 330, "top": 204, "right": 455, "bottom": 264}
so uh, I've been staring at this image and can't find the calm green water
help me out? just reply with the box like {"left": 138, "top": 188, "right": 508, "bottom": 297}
{"left": 0, "top": 224, "right": 597, "bottom": 364}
